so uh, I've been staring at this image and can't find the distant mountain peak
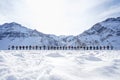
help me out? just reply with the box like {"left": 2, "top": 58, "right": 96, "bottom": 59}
{"left": 2, "top": 22, "right": 21, "bottom": 27}
{"left": 104, "top": 17, "right": 120, "bottom": 22}
{"left": 0, "top": 17, "right": 120, "bottom": 50}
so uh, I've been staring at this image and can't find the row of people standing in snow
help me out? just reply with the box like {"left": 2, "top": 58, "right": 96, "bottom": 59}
{"left": 8, "top": 45, "right": 114, "bottom": 50}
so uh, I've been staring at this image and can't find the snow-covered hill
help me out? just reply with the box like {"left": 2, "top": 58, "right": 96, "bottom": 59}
{"left": 76, "top": 17, "right": 120, "bottom": 49}
{"left": 0, "top": 17, "right": 120, "bottom": 50}
{"left": 0, "top": 22, "right": 62, "bottom": 49}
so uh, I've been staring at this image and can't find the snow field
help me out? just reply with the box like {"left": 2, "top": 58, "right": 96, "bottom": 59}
{"left": 0, "top": 50, "right": 120, "bottom": 80}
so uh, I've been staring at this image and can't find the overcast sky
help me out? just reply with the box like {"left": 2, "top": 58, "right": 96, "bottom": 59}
{"left": 0, "top": 0, "right": 120, "bottom": 35}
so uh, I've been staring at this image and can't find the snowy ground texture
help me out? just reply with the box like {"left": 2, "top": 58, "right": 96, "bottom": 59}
{"left": 0, "top": 50, "right": 120, "bottom": 80}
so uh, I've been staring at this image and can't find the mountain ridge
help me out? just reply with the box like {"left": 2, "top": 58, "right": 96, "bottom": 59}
{"left": 0, "top": 17, "right": 120, "bottom": 50}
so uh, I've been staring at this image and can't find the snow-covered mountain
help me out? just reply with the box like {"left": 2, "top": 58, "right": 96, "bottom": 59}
{"left": 0, "top": 22, "right": 62, "bottom": 49}
{"left": 76, "top": 17, "right": 120, "bottom": 49}
{"left": 0, "top": 17, "right": 120, "bottom": 50}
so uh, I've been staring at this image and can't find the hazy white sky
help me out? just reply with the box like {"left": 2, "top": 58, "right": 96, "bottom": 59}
{"left": 0, "top": 0, "right": 120, "bottom": 35}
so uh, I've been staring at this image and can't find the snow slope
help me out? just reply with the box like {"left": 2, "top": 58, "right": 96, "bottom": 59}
{"left": 0, "top": 50, "right": 120, "bottom": 80}
{"left": 77, "top": 17, "right": 120, "bottom": 49}
{"left": 0, "top": 17, "right": 120, "bottom": 49}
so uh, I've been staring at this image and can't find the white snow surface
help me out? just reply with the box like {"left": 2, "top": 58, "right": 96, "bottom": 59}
{"left": 0, "top": 50, "right": 120, "bottom": 80}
